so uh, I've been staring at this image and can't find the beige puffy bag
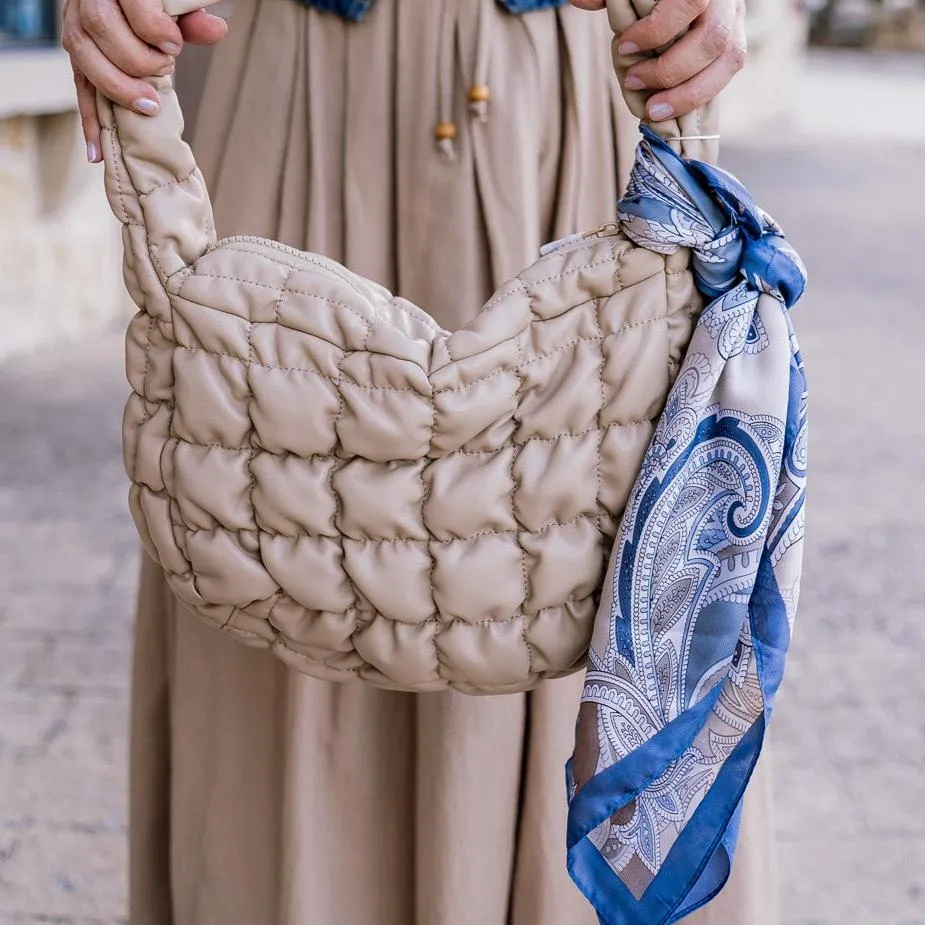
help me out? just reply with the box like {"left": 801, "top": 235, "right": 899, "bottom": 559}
{"left": 102, "top": 0, "right": 718, "bottom": 694}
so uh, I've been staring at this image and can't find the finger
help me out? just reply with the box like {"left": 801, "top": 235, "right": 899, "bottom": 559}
{"left": 177, "top": 9, "right": 228, "bottom": 45}
{"left": 81, "top": 0, "right": 174, "bottom": 77}
{"left": 617, "top": 0, "right": 710, "bottom": 54}
{"left": 645, "top": 23, "right": 746, "bottom": 121}
{"left": 624, "top": 0, "right": 737, "bottom": 91}
{"left": 118, "top": 0, "right": 184, "bottom": 54}
{"left": 73, "top": 69, "right": 103, "bottom": 162}
{"left": 568, "top": 0, "right": 606, "bottom": 9}
{"left": 67, "top": 28, "right": 162, "bottom": 115}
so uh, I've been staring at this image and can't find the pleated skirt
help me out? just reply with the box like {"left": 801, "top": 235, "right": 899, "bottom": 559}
{"left": 130, "top": 1, "right": 778, "bottom": 922}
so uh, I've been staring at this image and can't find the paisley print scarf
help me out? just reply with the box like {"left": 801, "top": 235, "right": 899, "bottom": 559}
{"left": 566, "top": 128, "right": 808, "bottom": 924}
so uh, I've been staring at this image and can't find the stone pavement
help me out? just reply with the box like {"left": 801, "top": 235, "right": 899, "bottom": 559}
{"left": 0, "top": 333, "right": 136, "bottom": 924}
{"left": 2, "top": 50, "right": 925, "bottom": 925}
{"left": 719, "top": 141, "right": 925, "bottom": 924}
{"left": 721, "top": 50, "right": 925, "bottom": 922}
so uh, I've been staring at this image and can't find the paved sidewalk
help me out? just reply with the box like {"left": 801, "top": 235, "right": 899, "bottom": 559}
{"left": 2, "top": 50, "right": 925, "bottom": 925}
{"left": 0, "top": 334, "right": 136, "bottom": 924}
{"left": 721, "top": 140, "right": 925, "bottom": 925}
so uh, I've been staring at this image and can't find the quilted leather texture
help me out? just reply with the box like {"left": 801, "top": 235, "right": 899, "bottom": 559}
{"left": 102, "top": 0, "right": 709, "bottom": 693}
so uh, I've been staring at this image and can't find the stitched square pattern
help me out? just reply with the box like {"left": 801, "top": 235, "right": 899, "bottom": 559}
{"left": 104, "top": 89, "right": 700, "bottom": 693}
{"left": 125, "top": 232, "right": 697, "bottom": 693}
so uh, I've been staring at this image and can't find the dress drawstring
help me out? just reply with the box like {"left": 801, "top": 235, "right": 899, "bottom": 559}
{"left": 435, "top": 0, "right": 492, "bottom": 158}
{"left": 436, "top": 0, "right": 459, "bottom": 159}
{"left": 468, "top": 0, "right": 491, "bottom": 123}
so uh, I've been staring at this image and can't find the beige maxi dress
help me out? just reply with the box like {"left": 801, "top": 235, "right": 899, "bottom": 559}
{"left": 129, "top": 1, "right": 778, "bottom": 923}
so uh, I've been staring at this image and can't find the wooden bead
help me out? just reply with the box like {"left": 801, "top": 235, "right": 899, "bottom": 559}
{"left": 435, "top": 122, "right": 458, "bottom": 142}
{"left": 468, "top": 84, "right": 490, "bottom": 104}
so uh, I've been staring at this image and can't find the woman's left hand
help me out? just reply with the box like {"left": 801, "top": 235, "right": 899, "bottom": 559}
{"left": 569, "top": 0, "right": 747, "bottom": 122}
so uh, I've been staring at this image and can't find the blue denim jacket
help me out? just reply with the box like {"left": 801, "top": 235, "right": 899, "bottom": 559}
{"left": 300, "top": 0, "right": 567, "bottom": 22}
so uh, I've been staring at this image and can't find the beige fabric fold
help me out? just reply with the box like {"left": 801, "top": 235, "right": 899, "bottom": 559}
{"left": 130, "top": 0, "right": 775, "bottom": 920}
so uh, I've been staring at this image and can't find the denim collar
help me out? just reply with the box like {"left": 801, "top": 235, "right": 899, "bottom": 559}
{"left": 297, "top": 0, "right": 567, "bottom": 22}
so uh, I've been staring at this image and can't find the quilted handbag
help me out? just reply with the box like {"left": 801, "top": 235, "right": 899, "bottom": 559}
{"left": 102, "top": 0, "right": 723, "bottom": 694}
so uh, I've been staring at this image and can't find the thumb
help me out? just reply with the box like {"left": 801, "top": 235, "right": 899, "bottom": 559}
{"left": 178, "top": 9, "right": 228, "bottom": 45}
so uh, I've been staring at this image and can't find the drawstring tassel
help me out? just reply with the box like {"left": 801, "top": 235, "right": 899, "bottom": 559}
{"left": 435, "top": 0, "right": 490, "bottom": 156}
{"left": 435, "top": 122, "right": 458, "bottom": 160}
{"left": 468, "top": 84, "right": 490, "bottom": 122}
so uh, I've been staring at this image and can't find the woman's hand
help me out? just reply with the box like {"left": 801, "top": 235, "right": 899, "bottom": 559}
{"left": 62, "top": 0, "right": 227, "bottom": 163}
{"left": 569, "top": 0, "right": 746, "bottom": 122}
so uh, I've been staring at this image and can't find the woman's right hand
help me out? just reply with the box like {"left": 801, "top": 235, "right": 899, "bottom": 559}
{"left": 62, "top": 0, "right": 228, "bottom": 163}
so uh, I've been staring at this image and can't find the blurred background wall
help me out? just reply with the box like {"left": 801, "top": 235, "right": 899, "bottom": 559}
{"left": 0, "top": 0, "right": 125, "bottom": 361}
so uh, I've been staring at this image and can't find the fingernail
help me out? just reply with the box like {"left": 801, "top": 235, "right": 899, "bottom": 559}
{"left": 133, "top": 98, "right": 160, "bottom": 115}
{"left": 87, "top": 141, "right": 100, "bottom": 163}
{"left": 160, "top": 42, "right": 181, "bottom": 55}
{"left": 624, "top": 74, "right": 645, "bottom": 91}
{"left": 649, "top": 102, "right": 675, "bottom": 121}
{"left": 617, "top": 41, "right": 639, "bottom": 56}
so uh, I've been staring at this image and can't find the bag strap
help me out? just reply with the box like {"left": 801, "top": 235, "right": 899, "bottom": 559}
{"left": 607, "top": 0, "right": 720, "bottom": 163}
{"left": 96, "top": 0, "right": 721, "bottom": 293}
{"left": 97, "top": 74, "right": 215, "bottom": 296}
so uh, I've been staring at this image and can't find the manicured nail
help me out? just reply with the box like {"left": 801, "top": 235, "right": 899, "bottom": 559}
{"left": 87, "top": 141, "right": 100, "bottom": 163}
{"left": 133, "top": 97, "right": 160, "bottom": 115}
{"left": 617, "top": 41, "right": 639, "bottom": 56}
{"left": 160, "top": 42, "right": 181, "bottom": 55}
{"left": 624, "top": 74, "right": 645, "bottom": 91}
{"left": 649, "top": 102, "right": 675, "bottom": 121}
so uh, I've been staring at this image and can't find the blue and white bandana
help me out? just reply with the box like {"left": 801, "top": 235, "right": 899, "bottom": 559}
{"left": 567, "top": 128, "right": 808, "bottom": 925}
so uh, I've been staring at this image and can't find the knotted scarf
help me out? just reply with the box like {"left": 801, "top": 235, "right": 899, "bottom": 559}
{"left": 566, "top": 128, "right": 808, "bottom": 924}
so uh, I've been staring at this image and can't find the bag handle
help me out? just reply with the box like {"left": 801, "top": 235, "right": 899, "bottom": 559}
{"left": 96, "top": 0, "right": 720, "bottom": 293}
{"left": 97, "top": 73, "right": 215, "bottom": 296}
{"left": 607, "top": 0, "right": 720, "bottom": 163}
